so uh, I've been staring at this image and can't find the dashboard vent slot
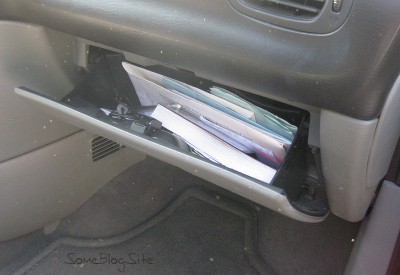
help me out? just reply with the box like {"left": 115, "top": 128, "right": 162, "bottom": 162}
{"left": 243, "top": 0, "right": 325, "bottom": 18}
{"left": 90, "top": 136, "right": 123, "bottom": 162}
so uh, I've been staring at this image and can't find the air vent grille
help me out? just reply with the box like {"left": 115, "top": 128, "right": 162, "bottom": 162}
{"left": 90, "top": 136, "right": 124, "bottom": 162}
{"left": 244, "top": 0, "right": 325, "bottom": 18}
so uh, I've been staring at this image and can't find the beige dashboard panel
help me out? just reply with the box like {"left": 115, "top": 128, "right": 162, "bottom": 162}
{"left": 0, "top": 22, "right": 81, "bottom": 162}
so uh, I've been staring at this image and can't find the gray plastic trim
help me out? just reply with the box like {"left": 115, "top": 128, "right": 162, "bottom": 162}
{"left": 228, "top": 0, "right": 355, "bottom": 34}
{"left": 366, "top": 74, "right": 400, "bottom": 188}
{"left": 320, "top": 110, "right": 377, "bottom": 222}
{"left": 0, "top": 130, "right": 145, "bottom": 241}
{"left": 321, "top": 73, "right": 400, "bottom": 222}
{"left": 308, "top": 110, "right": 321, "bottom": 147}
{"left": 344, "top": 181, "right": 400, "bottom": 275}
{"left": 15, "top": 87, "right": 327, "bottom": 223}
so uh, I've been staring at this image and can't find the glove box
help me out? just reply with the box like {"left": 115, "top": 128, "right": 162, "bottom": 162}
{"left": 15, "top": 51, "right": 329, "bottom": 222}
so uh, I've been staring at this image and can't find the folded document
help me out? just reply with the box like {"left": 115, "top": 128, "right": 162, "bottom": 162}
{"left": 151, "top": 105, "right": 277, "bottom": 183}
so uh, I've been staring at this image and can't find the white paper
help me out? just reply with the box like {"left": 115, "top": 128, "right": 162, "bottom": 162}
{"left": 122, "top": 62, "right": 287, "bottom": 163}
{"left": 151, "top": 105, "right": 276, "bottom": 183}
{"left": 167, "top": 104, "right": 254, "bottom": 153}
{"left": 199, "top": 115, "right": 274, "bottom": 156}
{"left": 100, "top": 108, "right": 112, "bottom": 116}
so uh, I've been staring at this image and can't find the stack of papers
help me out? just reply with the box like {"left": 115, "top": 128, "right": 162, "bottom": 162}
{"left": 122, "top": 62, "right": 297, "bottom": 183}
{"left": 151, "top": 105, "right": 276, "bottom": 183}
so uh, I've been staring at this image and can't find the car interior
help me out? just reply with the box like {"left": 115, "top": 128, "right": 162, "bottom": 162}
{"left": 0, "top": 0, "right": 399, "bottom": 274}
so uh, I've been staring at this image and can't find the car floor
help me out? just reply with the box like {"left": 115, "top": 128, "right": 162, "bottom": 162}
{"left": 0, "top": 157, "right": 360, "bottom": 274}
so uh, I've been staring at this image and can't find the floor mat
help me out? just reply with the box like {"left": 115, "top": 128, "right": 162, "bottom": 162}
{"left": 15, "top": 188, "right": 274, "bottom": 275}
{"left": 52, "top": 157, "right": 204, "bottom": 239}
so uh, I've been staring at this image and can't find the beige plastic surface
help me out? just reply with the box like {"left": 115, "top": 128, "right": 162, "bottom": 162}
{"left": 321, "top": 73, "right": 400, "bottom": 222}
{"left": 0, "top": 22, "right": 147, "bottom": 241}
{"left": 0, "top": 22, "right": 82, "bottom": 162}
{"left": 0, "top": 131, "right": 145, "bottom": 241}
{"left": 366, "top": 75, "right": 400, "bottom": 187}
{"left": 320, "top": 110, "right": 377, "bottom": 222}
{"left": 15, "top": 87, "right": 328, "bottom": 223}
